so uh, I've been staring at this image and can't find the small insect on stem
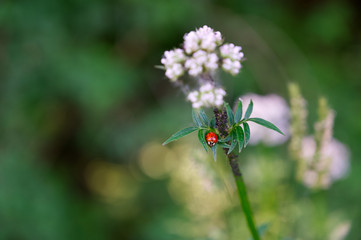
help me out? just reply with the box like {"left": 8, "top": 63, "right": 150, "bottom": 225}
{"left": 206, "top": 132, "right": 218, "bottom": 147}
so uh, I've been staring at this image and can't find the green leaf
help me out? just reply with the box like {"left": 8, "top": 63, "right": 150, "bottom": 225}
{"left": 199, "top": 109, "right": 209, "bottom": 127}
{"left": 218, "top": 135, "right": 231, "bottom": 143}
{"left": 225, "top": 102, "right": 235, "bottom": 125}
{"left": 235, "top": 126, "right": 245, "bottom": 153}
{"left": 244, "top": 100, "right": 253, "bottom": 119}
{"left": 227, "top": 131, "right": 238, "bottom": 154}
{"left": 248, "top": 223, "right": 270, "bottom": 240}
{"left": 198, "top": 129, "right": 208, "bottom": 152}
{"left": 162, "top": 127, "right": 198, "bottom": 145}
{"left": 210, "top": 117, "right": 216, "bottom": 128}
{"left": 192, "top": 109, "right": 203, "bottom": 127}
{"left": 218, "top": 142, "right": 231, "bottom": 148}
{"left": 243, "top": 122, "right": 250, "bottom": 147}
{"left": 234, "top": 99, "right": 243, "bottom": 123}
{"left": 257, "top": 223, "right": 270, "bottom": 236}
{"left": 247, "top": 118, "right": 284, "bottom": 135}
{"left": 211, "top": 145, "right": 217, "bottom": 161}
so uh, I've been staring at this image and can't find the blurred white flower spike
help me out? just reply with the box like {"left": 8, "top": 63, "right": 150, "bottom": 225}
{"left": 301, "top": 137, "right": 350, "bottom": 189}
{"left": 288, "top": 84, "right": 351, "bottom": 190}
{"left": 239, "top": 93, "right": 290, "bottom": 146}
{"left": 160, "top": 25, "right": 245, "bottom": 108}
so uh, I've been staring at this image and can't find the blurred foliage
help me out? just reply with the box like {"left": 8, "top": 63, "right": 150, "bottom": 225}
{"left": 0, "top": 0, "right": 360, "bottom": 239}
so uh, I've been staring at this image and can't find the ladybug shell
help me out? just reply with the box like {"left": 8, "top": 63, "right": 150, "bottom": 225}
{"left": 206, "top": 132, "right": 218, "bottom": 147}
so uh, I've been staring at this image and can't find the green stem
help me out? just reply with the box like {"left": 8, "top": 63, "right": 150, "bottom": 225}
{"left": 227, "top": 154, "right": 260, "bottom": 239}
{"left": 234, "top": 173, "right": 260, "bottom": 240}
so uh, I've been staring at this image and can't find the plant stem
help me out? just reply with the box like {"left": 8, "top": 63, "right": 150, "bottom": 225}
{"left": 214, "top": 107, "right": 260, "bottom": 240}
{"left": 232, "top": 165, "right": 260, "bottom": 240}
{"left": 227, "top": 154, "right": 260, "bottom": 240}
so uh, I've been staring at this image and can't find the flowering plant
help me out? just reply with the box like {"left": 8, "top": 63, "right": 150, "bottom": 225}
{"left": 160, "top": 25, "right": 284, "bottom": 240}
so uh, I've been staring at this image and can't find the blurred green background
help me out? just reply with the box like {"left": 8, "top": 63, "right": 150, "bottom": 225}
{"left": 0, "top": 0, "right": 360, "bottom": 239}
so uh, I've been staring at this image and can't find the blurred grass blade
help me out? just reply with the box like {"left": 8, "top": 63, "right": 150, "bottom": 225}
{"left": 248, "top": 118, "right": 284, "bottom": 135}
{"left": 234, "top": 99, "right": 243, "bottom": 123}
{"left": 199, "top": 109, "right": 209, "bottom": 126}
{"left": 243, "top": 122, "right": 250, "bottom": 147}
{"left": 225, "top": 102, "right": 235, "bottom": 125}
{"left": 227, "top": 131, "right": 237, "bottom": 154}
{"left": 192, "top": 109, "right": 203, "bottom": 127}
{"left": 244, "top": 100, "right": 253, "bottom": 119}
{"left": 235, "top": 126, "right": 244, "bottom": 153}
{"left": 198, "top": 129, "right": 208, "bottom": 152}
{"left": 162, "top": 127, "right": 198, "bottom": 145}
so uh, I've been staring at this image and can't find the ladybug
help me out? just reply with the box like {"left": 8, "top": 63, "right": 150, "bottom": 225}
{"left": 206, "top": 132, "right": 218, "bottom": 147}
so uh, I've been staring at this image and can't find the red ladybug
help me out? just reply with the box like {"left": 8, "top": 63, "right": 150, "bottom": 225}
{"left": 206, "top": 132, "right": 218, "bottom": 147}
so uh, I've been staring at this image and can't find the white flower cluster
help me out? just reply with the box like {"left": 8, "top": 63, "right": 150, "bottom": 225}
{"left": 301, "top": 137, "right": 350, "bottom": 189}
{"left": 187, "top": 83, "right": 226, "bottom": 109}
{"left": 160, "top": 49, "right": 186, "bottom": 82}
{"left": 161, "top": 25, "right": 244, "bottom": 81}
{"left": 239, "top": 93, "right": 290, "bottom": 146}
{"left": 184, "top": 25, "right": 222, "bottom": 54}
{"left": 184, "top": 50, "right": 218, "bottom": 76}
{"left": 220, "top": 44, "right": 244, "bottom": 75}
